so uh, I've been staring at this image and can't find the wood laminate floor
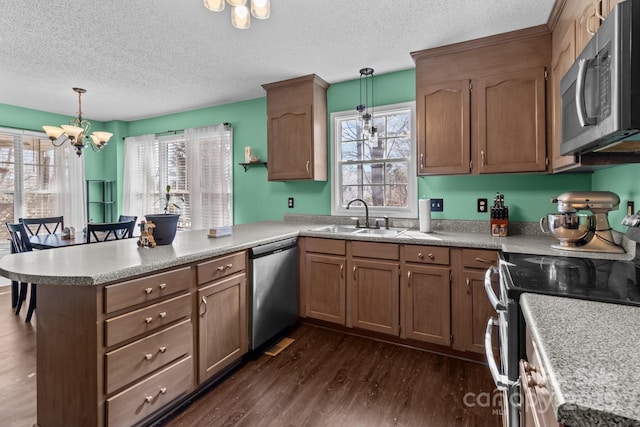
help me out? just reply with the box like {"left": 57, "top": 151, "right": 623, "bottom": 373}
{"left": 0, "top": 289, "right": 502, "bottom": 427}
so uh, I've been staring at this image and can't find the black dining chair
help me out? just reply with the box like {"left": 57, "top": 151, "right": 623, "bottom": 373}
{"left": 117, "top": 215, "right": 137, "bottom": 224}
{"left": 19, "top": 216, "right": 64, "bottom": 236}
{"left": 6, "top": 222, "right": 37, "bottom": 322}
{"left": 86, "top": 220, "right": 136, "bottom": 244}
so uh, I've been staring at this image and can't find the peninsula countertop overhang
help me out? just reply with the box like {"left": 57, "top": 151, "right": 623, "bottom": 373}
{"left": 0, "top": 220, "right": 634, "bottom": 286}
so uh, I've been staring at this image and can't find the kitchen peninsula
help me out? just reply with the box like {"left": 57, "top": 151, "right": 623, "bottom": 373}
{"left": 0, "top": 220, "right": 636, "bottom": 426}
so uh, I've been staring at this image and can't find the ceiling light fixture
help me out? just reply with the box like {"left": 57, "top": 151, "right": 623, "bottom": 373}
{"left": 42, "top": 87, "right": 112, "bottom": 157}
{"left": 203, "top": 0, "right": 270, "bottom": 30}
{"left": 356, "top": 68, "right": 378, "bottom": 144}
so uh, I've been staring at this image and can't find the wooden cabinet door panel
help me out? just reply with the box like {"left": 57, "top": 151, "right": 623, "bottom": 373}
{"left": 466, "top": 269, "right": 498, "bottom": 353}
{"left": 198, "top": 272, "right": 247, "bottom": 383}
{"left": 417, "top": 80, "right": 471, "bottom": 175}
{"left": 305, "top": 253, "right": 346, "bottom": 325}
{"left": 267, "top": 106, "right": 313, "bottom": 181}
{"left": 403, "top": 265, "right": 451, "bottom": 346}
{"left": 576, "top": 1, "right": 599, "bottom": 56}
{"left": 477, "top": 67, "right": 547, "bottom": 173}
{"left": 350, "top": 259, "right": 399, "bottom": 335}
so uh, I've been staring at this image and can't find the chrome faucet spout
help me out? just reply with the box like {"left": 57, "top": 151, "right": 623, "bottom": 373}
{"left": 346, "top": 198, "right": 369, "bottom": 228}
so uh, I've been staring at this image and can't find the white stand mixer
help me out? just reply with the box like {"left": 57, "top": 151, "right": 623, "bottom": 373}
{"left": 548, "top": 191, "right": 625, "bottom": 253}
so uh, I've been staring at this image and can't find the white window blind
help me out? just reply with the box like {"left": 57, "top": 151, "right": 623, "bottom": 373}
{"left": 122, "top": 124, "right": 233, "bottom": 230}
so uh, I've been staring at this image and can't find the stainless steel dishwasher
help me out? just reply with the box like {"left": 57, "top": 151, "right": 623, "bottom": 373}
{"left": 249, "top": 237, "right": 298, "bottom": 350}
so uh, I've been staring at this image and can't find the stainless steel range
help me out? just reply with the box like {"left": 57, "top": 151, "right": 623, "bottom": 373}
{"left": 484, "top": 248, "right": 640, "bottom": 426}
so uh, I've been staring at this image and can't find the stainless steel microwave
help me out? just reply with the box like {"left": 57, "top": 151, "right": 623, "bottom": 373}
{"left": 560, "top": 0, "right": 640, "bottom": 156}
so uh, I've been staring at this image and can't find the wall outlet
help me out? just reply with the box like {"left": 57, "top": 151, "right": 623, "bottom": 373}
{"left": 478, "top": 198, "right": 488, "bottom": 213}
{"left": 430, "top": 198, "right": 444, "bottom": 212}
{"left": 288, "top": 197, "right": 294, "bottom": 208}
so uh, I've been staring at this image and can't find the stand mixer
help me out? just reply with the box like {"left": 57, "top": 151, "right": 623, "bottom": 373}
{"left": 544, "top": 191, "right": 625, "bottom": 253}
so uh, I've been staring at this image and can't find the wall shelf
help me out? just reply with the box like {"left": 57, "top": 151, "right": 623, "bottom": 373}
{"left": 239, "top": 162, "right": 268, "bottom": 172}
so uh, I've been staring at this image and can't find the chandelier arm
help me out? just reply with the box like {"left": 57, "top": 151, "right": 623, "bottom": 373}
{"left": 50, "top": 136, "right": 69, "bottom": 147}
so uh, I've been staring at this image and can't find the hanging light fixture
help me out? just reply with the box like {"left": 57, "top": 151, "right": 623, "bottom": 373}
{"left": 357, "top": 68, "right": 378, "bottom": 144}
{"left": 203, "top": 0, "right": 270, "bottom": 29}
{"left": 42, "top": 87, "right": 112, "bottom": 157}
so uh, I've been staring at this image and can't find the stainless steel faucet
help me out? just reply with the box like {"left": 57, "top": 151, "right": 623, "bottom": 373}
{"left": 346, "top": 198, "right": 369, "bottom": 228}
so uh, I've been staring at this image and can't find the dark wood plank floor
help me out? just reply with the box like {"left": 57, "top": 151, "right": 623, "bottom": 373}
{"left": 163, "top": 326, "right": 502, "bottom": 427}
{"left": 0, "top": 289, "right": 502, "bottom": 427}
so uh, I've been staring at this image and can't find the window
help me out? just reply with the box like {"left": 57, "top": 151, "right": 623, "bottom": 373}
{"left": 331, "top": 102, "right": 416, "bottom": 218}
{"left": 122, "top": 124, "right": 233, "bottom": 230}
{"left": 0, "top": 127, "right": 85, "bottom": 241}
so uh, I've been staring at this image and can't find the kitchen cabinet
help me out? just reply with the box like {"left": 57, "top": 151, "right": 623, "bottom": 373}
{"left": 451, "top": 249, "right": 499, "bottom": 353}
{"left": 412, "top": 27, "right": 550, "bottom": 175}
{"left": 401, "top": 245, "right": 451, "bottom": 346}
{"left": 262, "top": 74, "right": 329, "bottom": 181}
{"left": 348, "top": 241, "right": 400, "bottom": 336}
{"left": 197, "top": 251, "right": 248, "bottom": 384}
{"left": 301, "top": 238, "right": 347, "bottom": 325}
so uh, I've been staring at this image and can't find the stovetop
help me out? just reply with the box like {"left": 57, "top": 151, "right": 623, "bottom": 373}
{"left": 501, "top": 252, "right": 640, "bottom": 307}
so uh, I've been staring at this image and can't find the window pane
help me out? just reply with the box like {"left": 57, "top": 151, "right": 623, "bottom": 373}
{"left": 340, "top": 119, "right": 360, "bottom": 142}
{"left": 22, "top": 136, "right": 56, "bottom": 218}
{"left": 386, "top": 137, "right": 412, "bottom": 159}
{"left": 342, "top": 164, "right": 361, "bottom": 185}
{"left": 386, "top": 185, "right": 408, "bottom": 207}
{"left": 386, "top": 161, "right": 409, "bottom": 184}
{"left": 341, "top": 185, "right": 360, "bottom": 205}
{"left": 341, "top": 141, "right": 361, "bottom": 161}
{"left": 387, "top": 113, "right": 411, "bottom": 137}
{"left": 363, "top": 163, "right": 385, "bottom": 185}
{"left": 362, "top": 186, "right": 385, "bottom": 207}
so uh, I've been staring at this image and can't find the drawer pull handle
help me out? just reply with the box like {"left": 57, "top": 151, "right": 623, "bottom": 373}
{"left": 159, "top": 311, "right": 167, "bottom": 319}
{"left": 144, "top": 353, "right": 153, "bottom": 361}
{"left": 466, "top": 278, "right": 471, "bottom": 294}
{"left": 474, "top": 257, "right": 495, "bottom": 266}
{"left": 144, "top": 287, "right": 153, "bottom": 294}
{"left": 340, "top": 264, "right": 344, "bottom": 278}
{"left": 407, "top": 271, "right": 412, "bottom": 287}
{"left": 159, "top": 283, "right": 167, "bottom": 290}
{"left": 418, "top": 252, "right": 424, "bottom": 259}
{"left": 353, "top": 266, "right": 357, "bottom": 281}
{"left": 160, "top": 387, "right": 167, "bottom": 395}
{"left": 145, "top": 317, "right": 153, "bottom": 324}
{"left": 144, "top": 395, "right": 153, "bottom": 404}
{"left": 159, "top": 346, "right": 167, "bottom": 353}
{"left": 200, "top": 296, "right": 208, "bottom": 317}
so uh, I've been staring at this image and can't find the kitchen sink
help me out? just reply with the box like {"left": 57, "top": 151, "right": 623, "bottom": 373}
{"left": 353, "top": 227, "right": 408, "bottom": 236}
{"left": 311, "top": 225, "right": 359, "bottom": 233}
{"left": 311, "top": 225, "right": 407, "bottom": 236}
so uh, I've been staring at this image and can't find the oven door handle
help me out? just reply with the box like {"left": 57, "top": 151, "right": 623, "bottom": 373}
{"left": 485, "top": 317, "right": 511, "bottom": 391}
{"left": 484, "top": 266, "right": 505, "bottom": 312}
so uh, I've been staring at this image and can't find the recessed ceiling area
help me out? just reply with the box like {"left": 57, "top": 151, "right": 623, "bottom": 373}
{"left": 0, "top": 0, "right": 555, "bottom": 122}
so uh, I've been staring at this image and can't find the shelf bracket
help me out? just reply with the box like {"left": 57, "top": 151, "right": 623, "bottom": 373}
{"left": 239, "top": 162, "right": 268, "bottom": 172}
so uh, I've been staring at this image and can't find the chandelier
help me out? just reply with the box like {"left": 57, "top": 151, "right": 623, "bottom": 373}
{"left": 356, "top": 68, "right": 378, "bottom": 144}
{"left": 203, "top": 0, "right": 270, "bottom": 30}
{"left": 42, "top": 88, "right": 112, "bottom": 157}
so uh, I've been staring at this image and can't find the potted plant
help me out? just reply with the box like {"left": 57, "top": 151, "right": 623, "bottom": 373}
{"left": 145, "top": 185, "right": 184, "bottom": 245}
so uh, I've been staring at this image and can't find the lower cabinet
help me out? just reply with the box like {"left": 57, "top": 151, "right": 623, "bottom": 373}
{"left": 197, "top": 252, "right": 248, "bottom": 384}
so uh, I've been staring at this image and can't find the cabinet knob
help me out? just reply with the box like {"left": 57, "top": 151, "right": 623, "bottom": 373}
{"left": 144, "top": 353, "right": 153, "bottom": 361}
{"left": 226, "top": 263, "right": 233, "bottom": 269}
{"left": 159, "top": 283, "right": 167, "bottom": 290}
{"left": 418, "top": 252, "right": 424, "bottom": 259}
{"left": 159, "top": 387, "right": 167, "bottom": 395}
{"left": 159, "top": 346, "right": 167, "bottom": 353}
{"left": 159, "top": 311, "right": 167, "bottom": 319}
{"left": 217, "top": 266, "right": 225, "bottom": 271}
{"left": 144, "top": 287, "right": 153, "bottom": 294}
{"left": 145, "top": 317, "right": 153, "bottom": 324}
{"left": 428, "top": 253, "right": 434, "bottom": 260}
{"left": 144, "top": 395, "right": 153, "bottom": 404}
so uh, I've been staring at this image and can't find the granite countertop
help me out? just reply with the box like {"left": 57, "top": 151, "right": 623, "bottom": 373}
{"left": 520, "top": 294, "right": 640, "bottom": 427}
{"left": 0, "top": 219, "right": 634, "bottom": 286}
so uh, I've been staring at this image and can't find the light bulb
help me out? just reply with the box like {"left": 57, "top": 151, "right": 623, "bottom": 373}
{"left": 203, "top": 0, "right": 225, "bottom": 11}
{"left": 251, "top": 0, "right": 270, "bottom": 19}
{"left": 232, "top": 5, "right": 250, "bottom": 29}
{"left": 227, "top": 0, "right": 246, "bottom": 6}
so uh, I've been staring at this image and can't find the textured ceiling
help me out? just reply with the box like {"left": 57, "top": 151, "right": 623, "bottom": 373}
{"left": 0, "top": 0, "right": 555, "bottom": 122}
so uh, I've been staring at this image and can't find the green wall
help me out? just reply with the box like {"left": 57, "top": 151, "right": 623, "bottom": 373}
{"left": 7, "top": 68, "right": 640, "bottom": 229}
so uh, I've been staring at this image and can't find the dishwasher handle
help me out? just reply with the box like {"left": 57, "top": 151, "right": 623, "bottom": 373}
{"left": 250, "top": 237, "right": 297, "bottom": 258}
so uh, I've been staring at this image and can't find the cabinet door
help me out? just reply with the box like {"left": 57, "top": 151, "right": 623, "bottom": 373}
{"left": 198, "top": 272, "right": 247, "bottom": 384}
{"left": 402, "top": 265, "right": 451, "bottom": 346}
{"left": 576, "top": 1, "right": 600, "bottom": 55}
{"left": 349, "top": 258, "right": 400, "bottom": 336}
{"left": 267, "top": 106, "right": 313, "bottom": 181}
{"left": 455, "top": 269, "right": 498, "bottom": 353}
{"left": 304, "top": 253, "right": 346, "bottom": 325}
{"left": 417, "top": 80, "right": 471, "bottom": 175}
{"left": 602, "top": 0, "right": 624, "bottom": 17}
{"left": 551, "top": 20, "right": 578, "bottom": 171}
{"left": 477, "top": 67, "right": 547, "bottom": 174}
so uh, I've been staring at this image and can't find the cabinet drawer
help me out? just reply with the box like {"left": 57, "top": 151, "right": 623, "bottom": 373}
{"left": 403, "top": 245, "right": 450, "bottom": 265}
{"left": 105, "top": 320, "right": 192, "bottom": 394}
{"left": 197, "top": 251, "right": 246, "bottom": 285}
{"left": 304, "top": 237, "right": 346, "bottom": 256}
{"left": 104, "top": 267, "right": 191, "bottom": 314}
{"left": 350, "top": 241, "right": 399, "bottom": 260}
{"left": 462, "top": 249, "right": 498, "bottom": 269}
{"left": 106, "top": 355, "right": 193, "bottom": 427}
{"left": 105, "top": 293, "right": 191, "bottom": 347}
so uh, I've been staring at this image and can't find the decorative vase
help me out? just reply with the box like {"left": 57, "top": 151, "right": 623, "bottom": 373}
{"left": 144, "top": 214, "right": 180, "bottom": 245}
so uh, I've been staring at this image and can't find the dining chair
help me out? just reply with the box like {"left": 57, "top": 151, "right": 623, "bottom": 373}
{"left": 6, "top": 222, "right": 37, "bottom": 322}
{"left": 19, "top": 216, "right": 64, "bottom": 236}
{"left": 86, "top": 220, "right": 136, "bottom": 244}
{"left": 117, "top": 215, "right": 137, "bottom": 224}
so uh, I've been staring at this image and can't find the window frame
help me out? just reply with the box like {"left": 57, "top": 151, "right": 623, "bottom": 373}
{"left": 330, "top": 101, "right": 417, "bottom": 218}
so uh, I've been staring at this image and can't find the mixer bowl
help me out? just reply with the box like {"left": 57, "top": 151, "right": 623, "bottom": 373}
{"left": 540, "top": 213, "right": 594, "bottom": 245}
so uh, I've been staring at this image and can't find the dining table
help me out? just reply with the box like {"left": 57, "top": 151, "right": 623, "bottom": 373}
{"left": 29, "top": 233, "right": 88, "bottom": 249}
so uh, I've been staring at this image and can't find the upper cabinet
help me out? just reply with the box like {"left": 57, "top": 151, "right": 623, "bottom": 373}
{"left": 262, "top": 74, "right": 329, "bottom": 181}
{"left": 412, "top": 27, "right": 551, "bottom": 176}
